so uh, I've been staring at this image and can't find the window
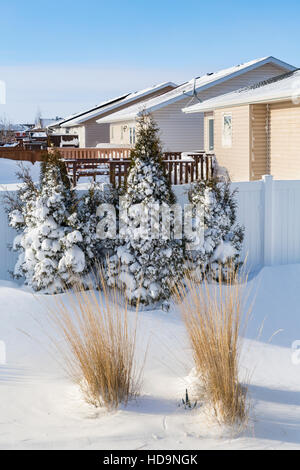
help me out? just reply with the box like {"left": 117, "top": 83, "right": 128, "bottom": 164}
{"left": 208, "top": 118, "right": 214, "bottom": 151}
{"left": 222, "top": 113, "right": 232, "bottom": 147}
{"left": 130, "top": 126, "right": 136, "bottom": 145}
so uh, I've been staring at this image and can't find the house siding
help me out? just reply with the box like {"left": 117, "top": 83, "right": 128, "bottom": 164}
{"left": 98, "top": 62, "right": 290, "bottom": 153}
{"left": 153, "top": 97, "right": 204, "bottom": 152}
{"left": 69, "top": 85, "right": 175, "bottom": 147}
{"left": 75, "top": 126, "right": 86, "bottom": 148}
{"left": 152, "top": 63, "right": 287, "bottom": 153}
{"left": 269, "top": 101, "right": 300, "bottom": 179}
{"left": 110, "top": 120, "right": 136, "bottom": 146}
{"left": 213, "top": 105, "right": 250, "bottom": 182}
{"left": 84, "top": 120, "right": 110, "bottom": 147}
{"left": 250, "top": 104, "right": 268, "bottom": 180}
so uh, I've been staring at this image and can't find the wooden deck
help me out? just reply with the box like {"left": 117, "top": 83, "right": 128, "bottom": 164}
{"left": 64, "top": 152, "right": 214, "bottom": 187}
{"left": 0, "top": 147, "right": 215, "bottom": 187}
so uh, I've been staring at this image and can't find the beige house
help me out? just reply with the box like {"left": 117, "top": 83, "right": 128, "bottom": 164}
{"left": 183, "top": 69, "right": 300, "bottom": 181}
{"left": 49, "top": 82, "right": 177, "bottom": 148}
{"left": 97, "top": 57, "right": 296, "bottom": 152}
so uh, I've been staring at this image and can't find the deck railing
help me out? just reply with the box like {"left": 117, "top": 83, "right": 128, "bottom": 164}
{"left": 57, "top": 147, "right": 132, "bottom": 160}
{"left": 64, "top": 153, "right": 214, "bottom": 187}
{"left": 0, "top": 146, "right": 215, "bottom": 187}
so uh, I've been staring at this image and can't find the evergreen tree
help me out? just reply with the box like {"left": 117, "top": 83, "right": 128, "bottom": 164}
{"left": 107, "top": 113, "right": 184, "bottom": 306}
{"left": 188, "top": 176, "right": 244, "bottom": 279}
{"left": 69, "top": 182, "right": 118, "bottom": 273}
{"left": 8, "top": 153, "right": 89, "bottom": 292}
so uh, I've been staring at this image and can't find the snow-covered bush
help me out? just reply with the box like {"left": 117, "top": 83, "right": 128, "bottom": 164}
{"left": 107, "top": 113, "right": 184, "bottom": 307}
{"left": 7, "top": 152, "right": 114, "bottom": 292}
{"left": 188, "top": 177, "right": 244, "bottom": 279}
{"left": 69, "top": 183, "right": 118, "bottom": 274}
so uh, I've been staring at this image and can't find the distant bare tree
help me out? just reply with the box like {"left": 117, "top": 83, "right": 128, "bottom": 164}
{"left": 0, "top": 116, "right": 15, "bottom": 144}
{"left": 35, "top": 107, "right": 42, "bottom": 127}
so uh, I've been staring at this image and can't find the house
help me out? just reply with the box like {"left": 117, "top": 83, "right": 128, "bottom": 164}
{"left": 23, "top": 117, "right": 63, "bottom": 149}
{"left": 0, "top": 123, "right": 34, "bottom": 146}
{"left": 183, "top": 69, "right": 300, "bottom": 181}
{"left": 49, "top": 82, "right": 177, "bottom": 148}
{"left": 96, "top": 57, "right": 296, "bottom": 153}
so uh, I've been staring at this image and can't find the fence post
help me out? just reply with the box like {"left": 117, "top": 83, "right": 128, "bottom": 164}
{"left": 262, "top": 174, "right": 274, "bottom": 266}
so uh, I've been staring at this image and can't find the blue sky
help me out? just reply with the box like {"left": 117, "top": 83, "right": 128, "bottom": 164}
{"left": 0, "top": 0, "right": 299, "bottom": 121}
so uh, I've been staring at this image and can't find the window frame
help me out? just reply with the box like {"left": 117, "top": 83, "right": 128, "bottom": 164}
{"left": 208, "top": 118, "right": 214, "bottom": 151}
{"left": 129, "top": 126, "right": 136, "bottom": 145}
{"left": 222, "top": 112, "right": 232, "bottom": 148}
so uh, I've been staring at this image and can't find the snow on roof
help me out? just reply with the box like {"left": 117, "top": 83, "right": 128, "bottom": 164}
{"left": 52, "top": 82, "right": 177, "bottom": 128}
{"left": 32, "top": 132, "right": 47, "bottom": 138}
{"left": 183, "top": 69, "right": 300, "bottom": 113}
{"left": 97, "top": 57, "right": 296, "bottom": 123}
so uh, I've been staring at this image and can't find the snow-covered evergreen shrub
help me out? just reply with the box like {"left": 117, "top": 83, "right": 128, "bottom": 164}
{"left": 69, "top": 183, "right": 118, "bottom": 272}
{"left": 188, "top": 177, "right": 244, "bottom": 280}
{"left": 7, "top": 152, "right": 113, "bottom": 292}
{"left": 107, "top": 113, "right": 184, "bottom": 307}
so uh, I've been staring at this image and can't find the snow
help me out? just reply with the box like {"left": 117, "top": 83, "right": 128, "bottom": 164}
{"left": 58, "top": 245, "right": 85, "bottom": 274}
{"left": 211, "top": 240, "right": 237, "bottom": 263}
{"left": 31, "top": 132, "right": 47, "bottom": 138}
{"left": 0, "top": 158, "right": 109, "bottom": 188}
{"left": 60, "top": 138, "right": 79, "bottom": 147}
{"left": 0, "top": 159, "right": 41, "bottom": 185}
{"left": 0, "top": 142, "right": 19, "bottom": 148}
{"left": 183, "top": 69, "right": 300, "bottom": 113}
{"left": 0, "top": 263, "right": 300, "bottom": 449}
{"left": 59, "top": 82, "right": 177, "bottom": 128}
{"left": 97, "top": 57, "right": 291, "bottom": 124}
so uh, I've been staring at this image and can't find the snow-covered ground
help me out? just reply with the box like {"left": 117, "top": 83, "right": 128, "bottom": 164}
{"left": 0, "top": 159, "right": 41, "bottom": 185}
{"left": 0, "top": 264, "right": 300, "bottom": 450}
{"left": 0, "top": 158, "right": 108, "bottom": 187}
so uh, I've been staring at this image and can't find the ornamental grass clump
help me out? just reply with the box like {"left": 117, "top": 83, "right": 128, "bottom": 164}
{"left": 173, "top": 268, "right": 250, "bottom": 426}
{"left": 47, "top": 269, "right": 144, "bottom": 409}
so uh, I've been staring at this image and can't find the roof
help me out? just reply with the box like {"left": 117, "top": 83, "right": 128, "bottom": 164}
{"left": 97, "top": 56, "right": 296, "bottom": 123}
{"left": 182, "top": 69, "right": 300, "bottom": 112}
{"left": 50, "top": 82, "right": 177, "bottom": 128}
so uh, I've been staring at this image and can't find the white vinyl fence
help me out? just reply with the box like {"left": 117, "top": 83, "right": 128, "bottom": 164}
{"left": 1, "top": 176, "right": 300, "bottom": 281}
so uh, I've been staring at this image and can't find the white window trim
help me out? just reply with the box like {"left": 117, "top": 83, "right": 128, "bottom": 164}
{"left": 208, "top": 117, "right": 214, "bottom": 151}
{"left": 130, "top": 126, "right": 136, "bottom": 145}
{"left": 222, "top": 112, "right": 232, "bottom": 148}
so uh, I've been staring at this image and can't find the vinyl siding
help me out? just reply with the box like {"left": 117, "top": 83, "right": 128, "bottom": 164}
{"left": 76, "top": 126, "right": 86, "bottom": 148}
{"left": 154, "top": 63, "right": 290, "bottom": 152}
{"left": 269, "top": 102, "right": 300, "bottom": 179}
{"left": 250, "top": 104, "right": 268, "bottom": 180}
{"left": 73, "top": 85, "right": 175, "bottom": 148}
{"left": 84, "top": 120, "right": 110, "bottom": 147}
{"left": 153, "top": 97, "right": 204, "bottom": 152}
{"left": 214, "top": 105, "right": 250, "bottom": 182}
{"left": 106, "top": 63, "right": 289, "bottom": 152}
{"left": 110, "top": 120, "right": 136, "bottom": 146}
